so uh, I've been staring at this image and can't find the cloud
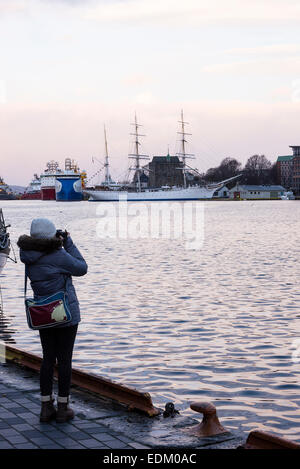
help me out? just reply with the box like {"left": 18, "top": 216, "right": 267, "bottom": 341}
{"left": 82, "top": 0, "right": 300, "bottom": 25}
{"left": 0, "top": 0, "right": 28, "bottom": 16}
{"left": 40, "top": 0, "right": 96, "bottom": 5}
{"left": 121, "top": 73, "right": 153, "bottom": 88}
{"left": 225, "top": 44, "right": 300, "bottom": 57}
{"left": 202, "top": 57, "right": 300, "bottom": 75}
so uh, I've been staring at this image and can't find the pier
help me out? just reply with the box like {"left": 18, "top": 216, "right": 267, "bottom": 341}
{"left": 0, "top": 345, "right": 246, "bottom": 450}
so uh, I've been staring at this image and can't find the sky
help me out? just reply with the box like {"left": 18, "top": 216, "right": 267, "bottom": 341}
{"left": 1, "top": 0, "right": 300, "bottom": 185}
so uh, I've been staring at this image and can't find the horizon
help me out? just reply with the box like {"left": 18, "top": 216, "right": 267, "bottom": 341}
{"left": 1, "top": 0, "right": 300, "bottom": 185}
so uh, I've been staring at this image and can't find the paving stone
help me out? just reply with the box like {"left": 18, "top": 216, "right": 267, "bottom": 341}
{"left": 79, "top": 439, "right": 109, "bottom": 449}
{"left": 34, "top": 423, "right": 56, "bottom": 431}
{"left": 128, "top": 442, "right": 151, "bottom": 449}
{"left": 116, "top": 435, "right": 136, "bottom": 444}
{"left": 0, "top": 441, "right": 14, "bottom": 449}
{"left": 41, "top": 430, "right": 68, "bottom": 440}
{"left": 92, "top": 433, "right": 121, "bottom": 443}
{"left": 1, "top": 390, "right": 19, "bottom": 396}
{"left": 106, "top": 440, "right": 132, "bottom": 449}
{"left": 59, "top": 439, "right": 85, "bottom": 448}
{"left": 60, "top": 430, "right": 89, "bottom": 440}
{"left": 14, "top": 398, "right": 34, "bottom": 405}
{"left": 0, "top": 422, "right": 10, "bottom": 430}
{"left": 6, "top": 406, "right": 28, "bottom": 414}
{"left": 0, "top": 428, "right": 21, "bottom": 437}
{"left": 56, "top": 442, "right": 86, "bottom": 449}
{"left": 84, "top": 426, "right": 109, "bottom": 435}
{"left": 51, "top": 422, "right": 73, "bottom": 431}
{"left": 2, "top": 417, "right": 26, "bottom": 425}
{"left": 0, "top": 411, "right": 16, "bottom": 419}
{"left": 22, "top": 401, "right": 40, "bottom": 408}
{"left": 14, "top": 443, "right": 38, "bottom": 449}
{"left": 1, "top": 402, "right": 23, "bottom": 409}
{"left": 21, "top": 430, "right": 45, "bottom": 439}
{"left": 29, "top": 436, "right": 56, "bottom": 446}
{"left": 12, "top": 424, "right": 35, "bottom": 432}
{"left": 18, "top": 412, "right": 38, "bottom": 423}
{"left": 59, "top": 425, "right": 86, "bottom": 434}
{"left": 74, "top": 422, "right": 106, "bottom": 430}
{"left": 6, "top": 435, "right": 29, "bottom": 444}
{"left": 0, "top": 398, "right": 11, "bottom": 404}
{"left": 39, "top": 443, "right": 64, "bottom": 449}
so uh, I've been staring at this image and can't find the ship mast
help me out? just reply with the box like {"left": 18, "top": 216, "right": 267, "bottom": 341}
{"left": 103, "top": 125, "right": 111, "bottom": 186}
{"left": 176, "top": 110, "right": 194, "bottom": 189}
{"left": 128, "top": 113, "right": 149, "bottom": 192}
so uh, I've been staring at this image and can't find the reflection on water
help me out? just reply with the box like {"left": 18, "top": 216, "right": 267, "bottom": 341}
{"left": 0, "top": 199, "right": 300, "bottom": 440}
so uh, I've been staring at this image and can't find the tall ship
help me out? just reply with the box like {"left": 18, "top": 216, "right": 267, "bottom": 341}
{"left": 21, "top": 174, "right": 42, "bottom": 200}
{"left": 40, "top": 161, "right": 62, "bottom": 200}
{"left": 84, "top": 112, "right": 239, "bottom": 202}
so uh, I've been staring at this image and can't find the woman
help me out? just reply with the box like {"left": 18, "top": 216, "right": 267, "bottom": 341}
{"left": 18, "top": 218, "right": 88, "bottom": 423}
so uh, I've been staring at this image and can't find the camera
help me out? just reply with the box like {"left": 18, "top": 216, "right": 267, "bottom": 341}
{"left": 56, "top": 229, "right": 68, "bottom": 241}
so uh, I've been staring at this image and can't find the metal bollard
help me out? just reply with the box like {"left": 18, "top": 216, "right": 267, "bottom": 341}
{"left": 185, "top": 402, "right": 227, "bottom": 437}
{"left": 240, "top": 430, "right": 300, "bottom": 450}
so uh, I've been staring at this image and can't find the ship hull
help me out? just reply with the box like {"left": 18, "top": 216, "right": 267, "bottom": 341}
{"left": 41, "top": 188, "right": 56, "bottom": 201}
{"left": 0, "top": 194, "right": 16, "bottom": 200}
{"left": 0, "top": 252, "right": 8, "bottom": 273}
{"left": 21, "top": 192, "right": 42, "bottom": 200}
{"left": 84, "top": 186, "right": 219, "bottom": 201}
{"left": 56, "top": 177, "right": 83, "bottom": 202}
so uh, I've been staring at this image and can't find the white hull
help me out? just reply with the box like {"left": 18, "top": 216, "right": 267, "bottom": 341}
{"left": 84, "top": 185, "right": 221, "bottom": 201}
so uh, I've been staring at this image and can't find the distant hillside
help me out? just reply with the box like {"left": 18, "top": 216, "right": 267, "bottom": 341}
{"left": 8, "top": 185, "right": 26, "bottom": 194}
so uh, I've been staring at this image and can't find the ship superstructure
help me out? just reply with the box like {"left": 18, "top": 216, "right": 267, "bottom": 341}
{"left": 40, "top": 161, "right": 62, "bottom": 200}
{"left": 22, "top": 174, "right": 42, "bottom": 200}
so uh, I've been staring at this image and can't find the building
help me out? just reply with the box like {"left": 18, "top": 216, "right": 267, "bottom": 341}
{"left": 147, "top": 154, "right": 184, "bottom": 188}
{"left": 132, "top": 170, "right": 149, "bottom": 189}
{"left": 290, "top": 146, "right": 300, "bottom": 195}
{"left": 213, "top": 185, "right": 229, "bottom": 198}
{"left": 277, "top": 146, "right": 300, "bottom": 194}
{"left": 276, "top": 155, "right": 293, "bottom": 189}
{"left": 229, "top": 184, "right": 286, "bottom": 200}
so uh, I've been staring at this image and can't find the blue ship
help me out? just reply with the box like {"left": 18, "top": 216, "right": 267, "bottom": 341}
{"left": 55, "top": 158, "right": 83, "bottom": 201}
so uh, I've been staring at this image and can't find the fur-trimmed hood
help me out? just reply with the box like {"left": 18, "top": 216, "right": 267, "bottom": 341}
{"left": 18, "top": 235, "right": 62, "bottom": 265}
{"left": 17, "top": 235, "right": 62, "bottom": 252}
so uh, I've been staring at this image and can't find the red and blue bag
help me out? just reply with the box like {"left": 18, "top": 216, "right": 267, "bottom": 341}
{"left": 24, "top": 272, "right": 72, "bottom": 330}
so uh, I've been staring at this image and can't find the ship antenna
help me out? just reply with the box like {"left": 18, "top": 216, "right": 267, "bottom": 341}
{"left": 176, "top": 109, "right": 194, "bottom": 189}
{"left": 128, "top": 113, "right": 149, "bottom": 192}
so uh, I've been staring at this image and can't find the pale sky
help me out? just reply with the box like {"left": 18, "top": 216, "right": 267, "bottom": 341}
{"left": 1, "top": 0, "right": 300, "bottom": 185}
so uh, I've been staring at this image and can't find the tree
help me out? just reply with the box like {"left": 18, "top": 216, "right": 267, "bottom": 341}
{"left": 204, "top": 157, "right": 242, "bottom": 183}
{"left": 243, "top": 155, "right": 272, "bottom": 185}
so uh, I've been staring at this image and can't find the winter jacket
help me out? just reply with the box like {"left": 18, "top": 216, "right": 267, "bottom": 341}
{"left": 17, "top": 235, "right": 88, "bottom": 327}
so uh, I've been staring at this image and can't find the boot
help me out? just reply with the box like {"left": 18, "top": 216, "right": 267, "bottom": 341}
{"left": 40, "top": 396, "right": 56, "bottom": 423}
{"left": 56, "top": 396, "right": 75, "bottom": 423}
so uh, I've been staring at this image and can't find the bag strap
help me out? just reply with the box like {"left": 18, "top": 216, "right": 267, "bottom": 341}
{"left": 24, "top": 267, "right": 68, "bottom": 300}
{"left": 24, "top": 267, "right": 29, "bottom": 299}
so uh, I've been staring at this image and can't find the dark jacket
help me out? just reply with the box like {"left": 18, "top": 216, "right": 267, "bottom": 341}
{"left": 17, "top": 235, "right": 88, "bottom": 326}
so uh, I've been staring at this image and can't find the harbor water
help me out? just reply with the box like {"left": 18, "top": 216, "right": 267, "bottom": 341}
{"left": 0, "top": 199, "right": 300, "bottom": 441}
